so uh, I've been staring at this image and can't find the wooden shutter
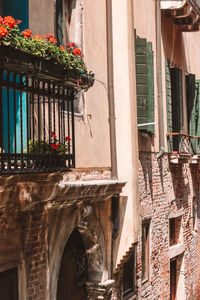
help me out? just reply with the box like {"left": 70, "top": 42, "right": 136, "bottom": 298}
{"left": 2, "top": 0, "right": 29, "bottom": 30}
{"left": 165, "top": 60, "right": 173, "bottom": 152}
{"left": 186, "top": 74, "right": 197, "bottom": 152}
{"left": 170, "top": 67, "right": 183, "bottom": 151}
{"left": 56, "top": 0, "right": 64, "bottom": 46}
{"left": 135, "top": 36, "right": 148, "bottom": 130}
{"left": 166, "top": 63, "right": 183, "bottom": 152}
{"left": 135, "top": 34, "right": 154, "bottom": 133}
{"left": 195, "top": 80, "right": 200, "bottom": 153}
{"left": 147, "top": 42, "right": 154, "bottom": 134}
{"left": 171, "top": 68, "right": 183, "bottom": 133}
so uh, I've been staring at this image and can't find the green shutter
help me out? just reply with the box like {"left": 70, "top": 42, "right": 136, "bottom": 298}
{"left": 56, "top": 0, "right": 64, "bottom": 46}
{"left": 165, "top": 60, "right": 173, "bottom": 152}
{"left": 135, "top": 36, "right": 148, "bottom": 131}
{"left": 195, "top": 80, "right": 200, "bottom": 153}
{"left": 166, "top": 63, "right": 183, "bottom": 152}
{"left": 170, "top": 68, "right": 183, "bottom": 133}
{"left": 186, "top": 74, "right": 196, "bottom": 152}
{"left": 147, "top": 42, "right": 154, "bottom": 134}
{"left": 135, "top": 33, "right": 154, "bottom": 133}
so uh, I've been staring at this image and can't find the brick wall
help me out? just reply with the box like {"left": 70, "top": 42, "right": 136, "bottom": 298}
{"left": 137, "top": 152, "right": 200, "bottom": 299}
{"left": 113, "top": 152, "right": 200, "bottom": 299}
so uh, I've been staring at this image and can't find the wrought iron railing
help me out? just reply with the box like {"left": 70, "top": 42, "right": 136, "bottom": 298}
{"left": 167, "top": 133, "right": 200, "bottom": 154}
{"left": 0, "top": 46, "right": 94, "bottom": 173}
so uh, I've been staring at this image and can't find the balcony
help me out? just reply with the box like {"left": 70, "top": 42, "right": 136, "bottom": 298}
{"left": 161, "top": 0, "right": 200, "bottom": 31}
{"left": 0, "top": 45, "right": 93, "bottom": 173}
{"left": 167, "top": 132, "right": 200, "bottom": 163}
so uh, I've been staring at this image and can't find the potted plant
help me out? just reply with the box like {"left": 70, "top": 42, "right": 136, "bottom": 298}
{"left": 27, "top": 132, "right": 71, "bottom": 169}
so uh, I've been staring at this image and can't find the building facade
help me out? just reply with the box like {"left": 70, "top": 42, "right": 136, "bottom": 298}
{"left": 1, "top": 0, "right": 200, "bottom": 300}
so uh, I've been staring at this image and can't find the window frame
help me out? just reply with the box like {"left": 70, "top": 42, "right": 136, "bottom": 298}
{"left": 142, "top": 220, "right": 150, "bottom": 283}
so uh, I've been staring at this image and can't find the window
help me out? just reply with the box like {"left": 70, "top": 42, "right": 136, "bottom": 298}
{"left": 169, "top": 218, "right": 175, "bottom": 246}
{"left": 169, "top": 215, "right": 182, "bottom": 246}
{"left": 56, "top": 0, "right": 73, "bottom": 45}
{"left": 186, "top": 75, "right": 200, "bottom": 153}
{"left": 135, "top": 31, "right": 154, "bottom": 134}
{"left": 2, "top": 0, "right": 28, "bottom": 30}
{"left": 0, "top": 268, "right": 18, "bottom": 300}
{"left": 142, "top": 221, "right": 150, "bottom": 281}
{"left": 166, "top": 61, "right": 183, "bottom": 151}
{"left": 170, "top": 259, "right": 177, "bottom": 300}
{"left": 192, "top": 197, "right": 197, "bottom": 231}
{"left": 123, "top": 246, "right": 136, "bottom": 298}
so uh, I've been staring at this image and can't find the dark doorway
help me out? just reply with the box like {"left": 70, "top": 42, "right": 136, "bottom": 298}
{"left": 0, "top": 268, "right": 18, "bottom": 300}
{"left": 57, "top": 228, "right": 88, "bottom": 300}
{"left": 170, "top": 259, "right": 177, "bottom": 300}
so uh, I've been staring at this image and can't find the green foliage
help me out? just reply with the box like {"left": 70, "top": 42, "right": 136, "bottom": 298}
{"left": 0, "top": 21, "right": 87, "bottom": 74}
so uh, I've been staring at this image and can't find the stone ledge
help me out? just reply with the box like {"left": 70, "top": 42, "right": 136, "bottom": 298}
{"left": 24, "top": 180, "right": 126, "bottom": 210}
{"left": 169, "top": 243, "right": 185, "bottom": 259}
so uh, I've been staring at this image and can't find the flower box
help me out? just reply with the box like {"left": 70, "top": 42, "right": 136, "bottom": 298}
{"left": 0, "top": 45, "right": 94, "bottom": 89}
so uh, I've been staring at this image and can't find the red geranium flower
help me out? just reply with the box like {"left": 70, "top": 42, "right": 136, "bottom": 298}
{"left": 65, "top": 136, "right": 71, "bottom": 141}
{"left": 33, "top": 34, "right": 43, "bottom": 40}
{"left": 51, "top": 131, "right": 57, "bottom": 138}
{"left": 60, "top": 46, "right": 65, "bottom": 51}
{"left": 66, "top": 42, "right": 76, "bottom": 49}
{"left": 73, "top": 48, "right": 81, "bottom": 56}
{"left": 49, "top": 37, "right": 57, "bottom": 44}
{"left": 3, "top": 16, "right": 16, "bottom": 29}
{"left": 0, "top": 26, "right": 8, "bottom": 38}
{"left": 22, "top": 29, "right": 32, "bottom": 38}
{"left": 0, "top": 17, "right": 3, "bottom": 25}
{"left": 44, "top": 33, "right": 57, "bottom": 44}
{"left": 78, "top": 78, "right": 82, "bottom": 84}
{"left": 16, "top": 20, "right": 22, "bottom": 24}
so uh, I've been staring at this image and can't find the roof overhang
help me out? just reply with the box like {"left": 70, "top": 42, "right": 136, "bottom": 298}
{"left": 161, "top": 0, "right": 200, "bottom": 31}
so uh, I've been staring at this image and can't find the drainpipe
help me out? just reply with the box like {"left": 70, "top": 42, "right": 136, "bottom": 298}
{"left": 106, "top": 0, "right": 118, "bottom": 179}
{"left": 155, "top": 0, "right": 165, "bottom": 159}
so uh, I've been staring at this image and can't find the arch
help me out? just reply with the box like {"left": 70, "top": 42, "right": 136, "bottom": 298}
{"left": 57, "top": 227, "right": 88, "bottom": 300}
{"left": 49, "top": 221, "right": 104, "bottom": 300}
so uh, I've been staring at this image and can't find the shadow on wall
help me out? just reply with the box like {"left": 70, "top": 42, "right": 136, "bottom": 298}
{"left": 170, "top": 164, "right": 190, "bottom": 209}
{"left": 139, "top": 152, "right": 153, "bottom": 201}
{"left": 112, "top": 195, "right": 128, "bottom": 269}
{"left": 161, "top": 11, "right": 187, "bottom": 69}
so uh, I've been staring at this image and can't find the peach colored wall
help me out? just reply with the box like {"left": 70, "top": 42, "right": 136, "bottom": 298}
{"left": 29, "top": 0, "right": 111, "bottom": 168}
{"left": 76, "top": 0, "right": 110, "bottom": 168}
{"left": 29, "top": 0, "right": 55, "bottom": 36}
{"left": 134, "top": 0, "right": 160, "bottom": 152}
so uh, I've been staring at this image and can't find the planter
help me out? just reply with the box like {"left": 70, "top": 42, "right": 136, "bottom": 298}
{"left": 0, "top": 45, "right": 94, "bottom": 89}
{"left": 31, "top": 155, "right": 67, "bottom": 170}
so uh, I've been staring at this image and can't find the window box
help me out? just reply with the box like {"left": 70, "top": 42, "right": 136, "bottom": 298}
{"left": 0, "top": 45, "right": 94, "bottom": 89}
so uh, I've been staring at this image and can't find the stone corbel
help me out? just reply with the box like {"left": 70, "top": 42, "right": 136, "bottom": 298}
{"left": 160, "top": 0, "right": 187, "bottom": 10}
{"left": 86, "top": 280, "right": 115, "bottom": 300}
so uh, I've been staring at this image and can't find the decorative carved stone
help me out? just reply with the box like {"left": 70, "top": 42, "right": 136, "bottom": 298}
{"left": 86, "top": 280, "right": 114, "bottom": 300}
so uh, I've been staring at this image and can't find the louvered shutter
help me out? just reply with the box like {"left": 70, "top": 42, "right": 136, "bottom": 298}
{"left": 56, "top": 0, "right": 64, "bottom": 46}
{"left": 147, "top": 42, "right": 154, "bottom": 134}
{"left": 186, "top": 74, "right": 196, "bottom": 152}
{"left": 170, "top": 68, "right": 183, "bottom": 151}
{"left": 195, "top": 81, "right": 200, "bottom": 153}
{"left": 135, "top": 36, "right": 148, "bottom": 131}
{"left": 135, "top": 35, "right": 154, "bottom": 133}
{"left": 165, "top": 60, "right": 173, "bottom": 152}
